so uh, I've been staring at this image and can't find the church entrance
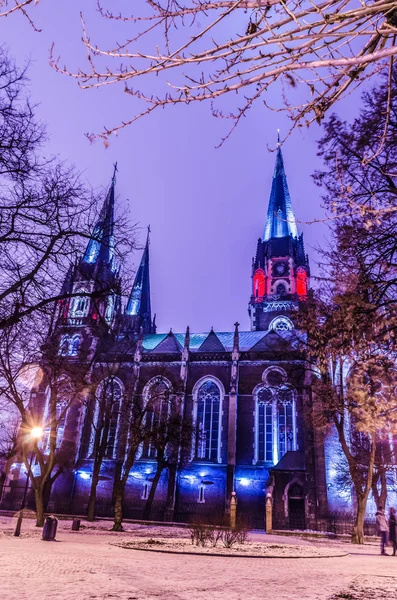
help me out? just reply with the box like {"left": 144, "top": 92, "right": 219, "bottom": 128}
{"left": 288, "top": 483, "right": 306, "bottom": 530}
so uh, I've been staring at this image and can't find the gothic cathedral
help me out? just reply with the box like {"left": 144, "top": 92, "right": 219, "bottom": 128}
{"left": 3, "top": 144, "right": 329, "bottom": 530}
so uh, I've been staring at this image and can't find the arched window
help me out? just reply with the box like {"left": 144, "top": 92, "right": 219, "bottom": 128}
{"left": 254, "top": 371, "right": 297, "bottom": 465}
{"left": 276, "top": 282, "right": 287, "bottom": 296}
{"left": 268, "top": 316, "right": 294, "bottom": 332}
{"left": 59, "top": 335, "right": 70, "bottom": 356}
{"left": 142, "top": 376, "right": 172, "bottom": 459}
{"left": 70, "top": 335, "right": 81, "bottom": 356}
{"left": 194, "top": 378, "right": 223, "bottom": 463}
{"left": 296, "top": 268, "right": 308, "bottom": 297}
{"left": 278, "top": 387, "right": 295, "bottom": 457}
{"left": 253, "top": 269, "right": 265, "bottom": 301}
{"left": 257, "top": 387, "right": 273, "bottom": 462}
{"left": 41, "top": 379, "right": 73, "bottom": 452}
{"left": 88, "top": 378, "right": 123, "bottom": 459}
{"left": 105, "top": 296, "right": 114, "bottom": 324}
{"left": 69, "top": 290, "right": 90, "bottom": 319}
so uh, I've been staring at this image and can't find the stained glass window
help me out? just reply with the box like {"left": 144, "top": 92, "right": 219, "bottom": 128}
{"left": 70, "top": 335, "right": 81, "bottom": 356}
{"left": 142, "top": 378, "right": 170, "bottom": 459}
{"left": 256, "top": 380, "right": 296, "bottom": 464}
{"left": 196, "top": 380, "right": 221, "bottom": 462}
{"left": 278, "top": 400, "right": 294, "bottom": 457}
{"left": 257, "top": 387, "right": 273, "bottom": 462}
{"left": 89, "top": 378, "right": 123, "bottom": 459}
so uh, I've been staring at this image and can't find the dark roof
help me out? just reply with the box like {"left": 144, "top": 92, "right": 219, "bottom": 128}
{"left": 198, "top": 330, "right": 225, "bottom": 352}
{"left": 142, "top": 329, "right": 304, "bottom": 353}
{"left": 152, "top": 331, "right": 182, "bottom": 353}
{"left": 272, "top": 450, "right": 306, "bottom": 471}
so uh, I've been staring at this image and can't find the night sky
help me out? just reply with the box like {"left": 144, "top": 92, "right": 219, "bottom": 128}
{"left": 2, "top": 3, "right": 361, "bottom": 333}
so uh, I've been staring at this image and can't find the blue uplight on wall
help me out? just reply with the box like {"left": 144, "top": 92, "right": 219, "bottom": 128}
{"left": 239, "top": 478, "right": 250, "bottom": 487}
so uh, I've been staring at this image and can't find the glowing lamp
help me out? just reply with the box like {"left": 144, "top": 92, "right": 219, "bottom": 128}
{"left": 30, "top": 426, "right": 44, "bottom": 440}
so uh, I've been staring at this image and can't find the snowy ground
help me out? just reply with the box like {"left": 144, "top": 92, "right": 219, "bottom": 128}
{"left": 1, "top": 515, "right": 397, "bottom": 600}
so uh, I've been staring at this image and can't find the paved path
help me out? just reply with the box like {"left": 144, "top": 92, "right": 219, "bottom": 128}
{"left": 1, "top": 522, "right": 396, "bottom": 600}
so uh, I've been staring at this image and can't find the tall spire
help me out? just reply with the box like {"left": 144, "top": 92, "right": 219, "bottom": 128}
{"left": 125, "top": 227, "right": 153, "bottom": 332}
{"left": 83, "top": 164, "right": 116, "bottom": 267}
{"left": 263, "top": 142, "right": 298, "bottom": 241}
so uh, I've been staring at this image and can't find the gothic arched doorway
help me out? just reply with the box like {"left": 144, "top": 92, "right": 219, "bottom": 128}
{"left": 288, "top": 482, "right": 306, "bottom": 530}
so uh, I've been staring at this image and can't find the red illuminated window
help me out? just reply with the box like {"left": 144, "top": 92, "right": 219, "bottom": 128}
{"left": 253, "top": 269, "right": 265, "bottom": 301}
{"left": 296, "top": 268, "right": 308, "bottom": 298}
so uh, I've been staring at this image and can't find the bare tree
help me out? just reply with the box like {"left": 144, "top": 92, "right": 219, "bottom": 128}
{"left": 42, "top": 1, "right": 397, "bottom": 145}
{"left": 84, "top": 349, "right": 128, "bottom": 523}
{"left": 0, "top": 48, "right": 136, "bottom": 335}
{"left": 300, "top": 284, "right": 397, "bottom": 544}
{"left": 0, "top": 322, "right": 90, "bottom": 526}
{"left": 111, "top": 389, "right": 148, "bottom": 532}
{"left": 314, "top": 66, "right": 397, "bottom": 264}
{"left": 141, "top": 379, "right": 193, "bottom": 521}
{"left": 0, "top": 410, "right": 20, "bottom": 500}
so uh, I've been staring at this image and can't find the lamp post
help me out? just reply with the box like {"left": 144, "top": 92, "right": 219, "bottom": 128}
{"left": 14, "top": 426, "right": 43, "bottom": 537}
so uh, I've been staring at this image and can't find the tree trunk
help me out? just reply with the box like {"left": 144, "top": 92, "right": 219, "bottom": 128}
{"left": 35, "top": 487, "right": 45, "bottom": 527}
{"left": 87, "top": 466, "right": 101, "bottom": 522}
{"left": 352, "top": 496, "right": 367, "bottom": 544}
{"left": 112, "top": 481, "right": 125, "bottom": 531}
{"left": 142, "top": 461, "right": 164, "bottom": 521}
{"left": 379, "top": 470, "right": 387, "bottom": 509}
{"left": 42, "top": 479, "right": 53, "bottom": 513}
{"left": 0, "top": 471, "right": 6, "bottom": 501}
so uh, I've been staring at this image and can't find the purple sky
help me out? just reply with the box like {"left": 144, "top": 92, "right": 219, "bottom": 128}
{"left": 2, "top": 3, "right": 361, "bottom": 333}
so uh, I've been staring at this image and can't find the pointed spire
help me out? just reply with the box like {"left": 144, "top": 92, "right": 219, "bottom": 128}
{"left": 125, "top": 229, "right": 152, "bottom": 333}
{"left": 83, "top": 165, "right": 116, "bottom": 266}
{"left": 263, "top": 141, "right": 298, "bottom": 241}
{"left": 183, "top": 325, "right": 190, "bottom": 351}
{"left": 233, "top": 322, "right": 240, "bottom": 352}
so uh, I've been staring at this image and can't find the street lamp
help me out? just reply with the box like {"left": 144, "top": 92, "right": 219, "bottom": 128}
{"left": 14, "top": 426, "right": 43, "bottom": 537}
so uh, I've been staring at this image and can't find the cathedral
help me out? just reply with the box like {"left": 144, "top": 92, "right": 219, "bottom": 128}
{"left": 2, "top": 144, "right": 330, "bottom": 530}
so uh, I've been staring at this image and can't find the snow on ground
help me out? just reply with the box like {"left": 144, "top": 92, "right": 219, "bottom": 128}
{"left": 119, "top": 537, "right": 347, "bottom": 558}
{"left": 1, "top": 515, "right": 397, "bottom": 600}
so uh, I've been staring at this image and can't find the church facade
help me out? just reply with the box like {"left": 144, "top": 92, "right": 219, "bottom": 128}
{"left": 2, "top": 146, "right": 330, "bottom": 530}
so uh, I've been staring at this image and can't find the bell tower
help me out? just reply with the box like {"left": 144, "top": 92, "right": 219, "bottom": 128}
{"left": 249, "top": 142, "right": 310, "bottom": 332}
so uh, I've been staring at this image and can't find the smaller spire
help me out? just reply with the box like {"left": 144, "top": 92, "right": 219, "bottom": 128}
{"left": 125, "top": 232, "right": 153, "bottom": 333}
{"left": 183, "top": 325, "right": 190, "bottom": 351}
{"left": 277, "top": 129, "right": 280, "bottom": 146}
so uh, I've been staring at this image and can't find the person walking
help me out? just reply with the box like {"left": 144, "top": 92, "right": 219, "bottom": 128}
{"left": 376, "top": 506, "right": 388, "bottom": 555}
{"left": 389, "top": 508, "right": 397, "bottom": 556}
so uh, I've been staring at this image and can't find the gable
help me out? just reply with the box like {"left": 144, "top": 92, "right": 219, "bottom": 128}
{"left": 151, "top": 332, "right": 182, "bottom": 354}
{"left": 197, "top": 331, "right": 225, "bottom": 353}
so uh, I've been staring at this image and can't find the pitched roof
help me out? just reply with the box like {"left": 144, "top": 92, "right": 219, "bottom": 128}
{"left": 142, "top": 329, "right": 302, "bottom": 353}
{"left": 272, "top": 450, "right": 305, "bottom": 471}
{"left": 198, "top": 330, "right": 225, "bottom": 352}
{"left": 151, "top": 331, "right": 182, "bottom": 353}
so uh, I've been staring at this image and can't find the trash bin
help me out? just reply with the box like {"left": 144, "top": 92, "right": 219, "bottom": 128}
{"left": 72, "top": 518, "right": 81, "bottom": 531}
{"left": 42, "top": 515, "right": 58, "bottom": 541}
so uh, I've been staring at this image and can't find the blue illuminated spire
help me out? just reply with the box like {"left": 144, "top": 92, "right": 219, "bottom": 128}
{"left": 125, "top": 228, "right": 152, "bottom": 331}
{"left": 263, "top": 140, "right": 298, "bottom": 241}
{"left": 83, "top": 164, "right": 116, "bottom": 267}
